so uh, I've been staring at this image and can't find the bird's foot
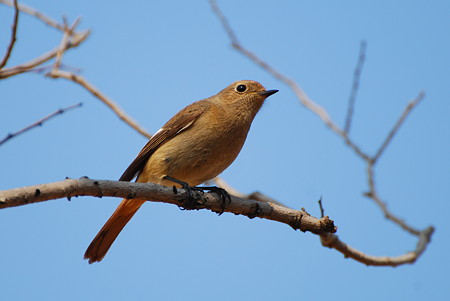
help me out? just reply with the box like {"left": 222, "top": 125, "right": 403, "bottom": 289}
{"left": 164, "top": 176, "right": 230, "bottom": 213}
{"left": 165, "top": 176, "right": 205, "bottom": 209}
{"left": 195, "top": 185, "right": 231, "bottom": 215}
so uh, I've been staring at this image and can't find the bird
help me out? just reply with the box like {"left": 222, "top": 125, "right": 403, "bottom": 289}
{"left": 84, "top": 80, "right": 278, "bottom": 263}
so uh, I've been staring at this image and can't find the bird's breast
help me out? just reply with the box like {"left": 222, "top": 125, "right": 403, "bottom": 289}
{"left": 142, "top": 115, "right": 251, "bottom": 186}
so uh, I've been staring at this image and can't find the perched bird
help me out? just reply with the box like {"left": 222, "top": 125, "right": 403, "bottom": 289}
{"left": 84, "top": 80, "right": 278, "bottom": 263}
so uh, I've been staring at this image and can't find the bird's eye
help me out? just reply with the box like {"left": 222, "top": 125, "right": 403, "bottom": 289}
{"left": 235, "top": 84, "right": 247, "bottom": 92}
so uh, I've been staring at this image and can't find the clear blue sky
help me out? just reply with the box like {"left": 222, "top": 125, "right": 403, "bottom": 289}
{"left": 1, "top": 1, "right": 449, "bottom": 300}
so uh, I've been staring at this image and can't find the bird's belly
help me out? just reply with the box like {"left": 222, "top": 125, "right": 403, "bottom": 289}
{"left": 142, "top": 131, "right": 246, "bottom": 186}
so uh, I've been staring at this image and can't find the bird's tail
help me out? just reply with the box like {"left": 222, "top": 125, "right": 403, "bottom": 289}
{"left": 84, "top": 198, "right": 145, "bottom": 264}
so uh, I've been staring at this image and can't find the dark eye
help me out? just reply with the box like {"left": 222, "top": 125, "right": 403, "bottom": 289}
{"left": 236, "top": 84, "right": 247, "bottom": 92}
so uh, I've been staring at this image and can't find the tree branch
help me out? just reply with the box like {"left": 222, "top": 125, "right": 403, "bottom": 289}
{"left": 0, "top": 29, "right": 90, "bottom": 79}
{"left": 0, "top": 0, "right": 64, "bottom": 31}
{"left": 0, "top": 102, "right": 82, "bottom": 146}
{"left": 373, "top": 92, "right": 425, "bottom": 163}
{"left": 365, "top": 163, "right": 422, "bottom": 236}
{"left": 53, "top": 17, "right": 81, "bottom": 71}
{"left": 0, "top": 0, "right": 19, "bottom": 70}
{"left": 1, "top": 177, "right": 434, "bottom": 266}
{"left": 0, "top": 2, "right": 151, "bottom": 139}
{"left": 320, "top": 228, "right": 434, "bottom": 267}
{"left": 0, "top": 178, "right": 336, "bottom": 235}
{"left": 46, "top": 70, "right": 152, "bottom": 139}
{"left": 209, "top": 0, "right": 433, "bottom": 267}
{"left": 0, "top": 1, "right": 90, "bottom": 79}
{"left": 344, "top": 40, "right": 366, "bottom": 134}
{"left": 209, "top": 0, "right": 370, "bottom": 161}
{"left": 213, "top": 176, "right": 286, "bottom": 207}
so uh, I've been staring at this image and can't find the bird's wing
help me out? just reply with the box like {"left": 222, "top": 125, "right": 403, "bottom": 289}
{"left": 119, "top": 101, "right": 209, "bottom": 181}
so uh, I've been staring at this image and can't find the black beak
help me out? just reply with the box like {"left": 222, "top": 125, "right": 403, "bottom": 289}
{"left": 259, "top": 89, "right": 279, "bottom": 97}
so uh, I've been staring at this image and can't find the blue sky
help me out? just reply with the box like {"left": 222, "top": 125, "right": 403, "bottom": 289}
{"left": 1, "top": 1, "right": 449, "bottom": 300}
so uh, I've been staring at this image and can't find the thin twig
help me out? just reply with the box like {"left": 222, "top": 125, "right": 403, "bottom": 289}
{"left": 209, "top": 0, "right": 240, "bottom": 46}
{"left": 0, "top": 29, "right": 90, "bottom": 79}
{"left": 53, "top": 17, "right": 69, "bottom": 71}
{"left": 213, "top": 176, "right": 287, "bottom": 207}
{"left": 209, "top": 0, "right": 370, "bottom": 162}
{"left": 365, "top": 163, "right": 421, "bottom": 236}
{"left": 318, "top": 196, "right": 324, "bottom": 218}
{"left": 0, "top": 102, "right": 82, "bottom": 146}
{"left": 320, "top": 227, "right": 434, "bottom": 267}
{"left": 53, "top": 17, "right": 81, "bottom": 71}
{"left": 0, "top": 0, "right": 19, "bottom": 70}
{"left": 344, "top": 40, "right": 366, "bottom": 134}
{"left": 29, "top": 63, "right": 82, "bottom": 74}
{"left": 46, "top": 70, "right": 152, "bottom": 139}
{"left": 0, "top": 2, "right": 149, "bottom": 141}
{"left": 0, "top": 1, "right": 89, "bottom": 79}
{"left": 0, "top": 0, "right": 64, "bottom": 31}
{"left": 212, "top": 176, "right": 247, "bottom": 198}
{"left": 373, "top": 92, "right": 425, "bottom": 163}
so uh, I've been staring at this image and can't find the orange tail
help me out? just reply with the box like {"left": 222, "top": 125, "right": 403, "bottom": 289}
{"left": 84, "top": 198, "right": 145, "bottom": 264}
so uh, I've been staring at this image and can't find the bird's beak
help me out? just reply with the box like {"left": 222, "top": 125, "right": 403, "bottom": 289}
{"left": 259, "top": 89, "right": 279, "bottom": 97}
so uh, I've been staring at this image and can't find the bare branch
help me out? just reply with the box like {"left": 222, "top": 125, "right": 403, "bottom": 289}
{"left": 53, "top": 16, "right": 69, "bottom": 70}
{"left": 208, "top": 0, "right": 240, "bottom": 46}
{"left": 209, "top": 0, "right": 433, "bottom": 267}
{"left": 0, "top": 102, "right": 82, "bottom": 146}
{"left": 53, "top": 17, "right": 81, "bottom": 71}
{"left": 1, "top": 177, "right": 434, "bottom": 266}
{"left": 373, "top": 92, "right": 425, "bottom": 163}
{"left": 0, "top": 178, "right": 336, "bottom": 236}
{"left": 0, "top": 29, "right": 90, "bottom": 79}
{"left": 209, "top": 0, "right": 370, "bottom": 161}
{"left": 29, "top": 63, "right": 82, "bottom": 75}
{"left": 320, "top": 227, "right": 434, "bottom": 267}
{"left": 365, "top": 163, "right": 422, "bottom": 236}
{"left": 212, "top": 176, "right": 247, "bottom": 198}
{"left": 0, "top": 0, "right": 19, "bottom": 70}
{"left": 213, "top": 176, "right": 287, "bottom": 207}
{"left": 0, "top": 2, "right": 149, "bottom": 141}
{"left": 344, "top": 40, "right": 366, "bottom": 134}
{"left": 0, "top": 1, "right": 89, "bottom": 79}
{"left": 46, "top": 70, "right": 152, "bottom": 139}
{"left": 318, "top": 196, "right": 325, "bottom": 218}
{"left": 0, "top": 0, "right": 64, "bottom": 31}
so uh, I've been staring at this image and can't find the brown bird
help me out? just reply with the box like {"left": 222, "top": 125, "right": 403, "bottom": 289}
{"left": 84, "top": 80, "right": 278, "bottom": 263}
